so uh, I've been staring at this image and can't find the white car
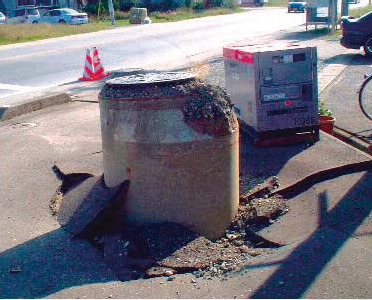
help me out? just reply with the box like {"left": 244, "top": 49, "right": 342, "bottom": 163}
{"left": 38, "top": 8, "right": 88, "bottom": 24}
{"left": 0, "top": 12, "right": 6, "bottom": 24}
{"left": 6, "top": 8, "right": 40, "bottom": 23}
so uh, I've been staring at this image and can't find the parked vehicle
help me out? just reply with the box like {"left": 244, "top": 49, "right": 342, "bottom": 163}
{"left": 340, "top": 11, "right": 372, "bottom": 56}
{"left": 288, "top": 1, "right": 306, "bottom": 13}
{"left": 240, "top": 0, "right": 264, "bottom": 7}
{"left": 6, "top": 7, "right": 40, "bottom": 24}
{"left": 37, "top": 8, "right": 88, "bottom": 24}
{"left": 36, "top": 5, "right": 60, "bottom": 16}
{"left": 0, "top": 12, "right": 6, "bottom": 24}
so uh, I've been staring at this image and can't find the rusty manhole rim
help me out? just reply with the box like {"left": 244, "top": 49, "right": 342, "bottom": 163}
{"left": 105, "top": 72, "right": 196, "bottom": 87}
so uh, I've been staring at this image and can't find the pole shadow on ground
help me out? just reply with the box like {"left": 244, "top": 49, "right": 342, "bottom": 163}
{"left": 0, "top": 228, "right": 117, "bottom": 299}
{"left": 277, "top": 28, "right": 331, "bottom": 42}
{"left": 352, "top": 129, "right": 372, "bottom": 142}
{"left": 323, "top": 53, "right": 372, "bottom": 65}
{"left": 246, "top": 171, "right": 372, "bottom": 298}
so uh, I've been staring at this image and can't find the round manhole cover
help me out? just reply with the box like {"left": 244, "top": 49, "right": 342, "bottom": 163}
{"left": 106, "top": 72, "right": 196, "bottom": 86}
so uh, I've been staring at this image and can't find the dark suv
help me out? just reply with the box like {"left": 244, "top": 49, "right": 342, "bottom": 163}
{"left": 340, "top": 11, "right": 372, "bottom": 56}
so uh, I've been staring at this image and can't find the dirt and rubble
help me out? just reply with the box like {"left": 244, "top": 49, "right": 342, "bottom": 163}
{"left": 51, "top": 173, "right": 287, "bottom": 281}
{"left": 97, "top": 191, "right": 286, "bottom": 281}
{"left": 50, "top": 73, "right": 286, "bottom": 282}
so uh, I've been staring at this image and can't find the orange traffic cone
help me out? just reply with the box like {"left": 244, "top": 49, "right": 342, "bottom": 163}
{"left": 92, "top": 47, "right": 110, "bottom": 80}
{"left": 79, "top": 48, "right": 95, "bottom": 81}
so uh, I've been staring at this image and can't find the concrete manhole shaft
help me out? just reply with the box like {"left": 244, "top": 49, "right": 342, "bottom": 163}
{"left": 99, "top": 71, "right": 239, "bottom": 239}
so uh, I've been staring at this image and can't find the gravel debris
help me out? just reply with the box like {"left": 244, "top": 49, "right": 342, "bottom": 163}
{"left": 88, "top": 191, "right": 287, "bottom": 281}
{"left": 99, "top": 73, "right": 195, "bottom": 100}
{"left": 54, "top": 70, "right": 289, "bottom": 283}
{"left": 182, "top": 80, "right": 237, "bottom": 136}
{"left": 146, "top": 267, "right": 175, "bottom": 278}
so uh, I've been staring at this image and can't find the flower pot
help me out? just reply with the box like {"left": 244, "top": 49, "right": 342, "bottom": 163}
{"left": 319, "top": 115, "right": 335, "bottom": 135}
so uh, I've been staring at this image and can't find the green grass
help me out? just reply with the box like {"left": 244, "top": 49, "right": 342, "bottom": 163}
{"left": 0, "top": 7, "right": 244, "bottom": 45}
{"left": 314, "top": 27, "right": 342, "bottom": 41}
{"left": 0, "top": 22, "right": 116, "bottom": 45}
{"left": 266, "top": 0, "right": 288, "bottom": 7}
{"left": 150, "top": 7, "right": 245, "bottom": 22}
{"left": 349, "top": 3, "right": 372, "bottom": 18}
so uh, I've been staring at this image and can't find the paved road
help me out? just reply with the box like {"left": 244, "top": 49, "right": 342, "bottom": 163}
{"left": 0, "top": 8, "right": 305, "bottom": 99}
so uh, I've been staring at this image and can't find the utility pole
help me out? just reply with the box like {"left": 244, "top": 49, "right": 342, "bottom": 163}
{"left": 341, "top": 0, "right": 349, "bottom": 16}
{"left": 107, "top": 0, "right": 116, "bottom": 26}
{"left": 329, "top": 0, "right": 336, "bottom": 33}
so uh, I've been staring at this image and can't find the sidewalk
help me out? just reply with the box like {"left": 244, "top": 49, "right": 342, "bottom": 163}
{"left": 1, "top": 28, "right": 372, "bottom": 299}
{"left": 320, "top": 53, "right": 372, "bottom": 154}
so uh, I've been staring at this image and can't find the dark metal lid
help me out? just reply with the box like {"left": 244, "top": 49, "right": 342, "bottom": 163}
{"left": 105, "top": 72, "right": 196, "bottom": 87}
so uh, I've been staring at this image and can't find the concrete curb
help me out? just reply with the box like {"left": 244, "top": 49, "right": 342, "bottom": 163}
{"left": 332, "top": 126, "right": 372, "bottom": 156}
{"left": 0, "top": 93, "right": 71, "bottom": 122}
{"left": 318, "top": 63, "right": 348, "bottom": 93}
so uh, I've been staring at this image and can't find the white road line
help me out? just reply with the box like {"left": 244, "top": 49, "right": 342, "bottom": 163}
{"left": 0, "top": 83, "right": 37, "bottom": 91}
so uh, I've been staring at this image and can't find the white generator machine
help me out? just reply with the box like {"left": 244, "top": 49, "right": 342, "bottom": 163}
{"left": 224, "top": 42, "right": 319, "bottom": 145}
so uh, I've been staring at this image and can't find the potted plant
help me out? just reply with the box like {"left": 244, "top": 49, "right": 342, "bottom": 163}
{"left": 318, "top": 100, "right": 335, "bottom": 135}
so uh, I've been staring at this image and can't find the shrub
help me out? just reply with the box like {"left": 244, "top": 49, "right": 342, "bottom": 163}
{"left": 192, "top": 1, "right": 206, "bottom": 10}
{"left": 221, "top": 0, "right": 239, "bottom": 9}
{"left": 318, "top": 100, "right": 333, "bottom": 116}
{"left": 146, "top": 4, "right": 162, "bottom": 11}
{"left": 115, "top": 10, "right": 129, "bottom": 19}
{"left": 83, "top": 4, "right": 99, "bottom": 15}
{"left": 160, "top": 0, "right": 180, "bottom": 10}
{"left": 212, "top": 0, "right": 223, "bottom": 7}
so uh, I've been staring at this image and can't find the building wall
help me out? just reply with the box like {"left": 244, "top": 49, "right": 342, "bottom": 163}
{"left": 1, "top": 0, "right": 16, "bottom": 14}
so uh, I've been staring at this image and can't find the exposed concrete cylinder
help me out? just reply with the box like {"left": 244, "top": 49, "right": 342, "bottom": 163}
{"left": 99, "top": 72, "right": 239, "bottom": 239}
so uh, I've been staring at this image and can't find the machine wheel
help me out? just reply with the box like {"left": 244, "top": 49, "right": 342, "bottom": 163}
{"left": 59, "top": 19, "right": 66, "bottom": 24}
{"left": 359, "top": 74, "right": 372, "bottom": 121}
{"left": 363, "top": 37, "right": 372, "bottom": 56}
{"left": 32, "top": 21, "right": 38, "bottom": 24}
